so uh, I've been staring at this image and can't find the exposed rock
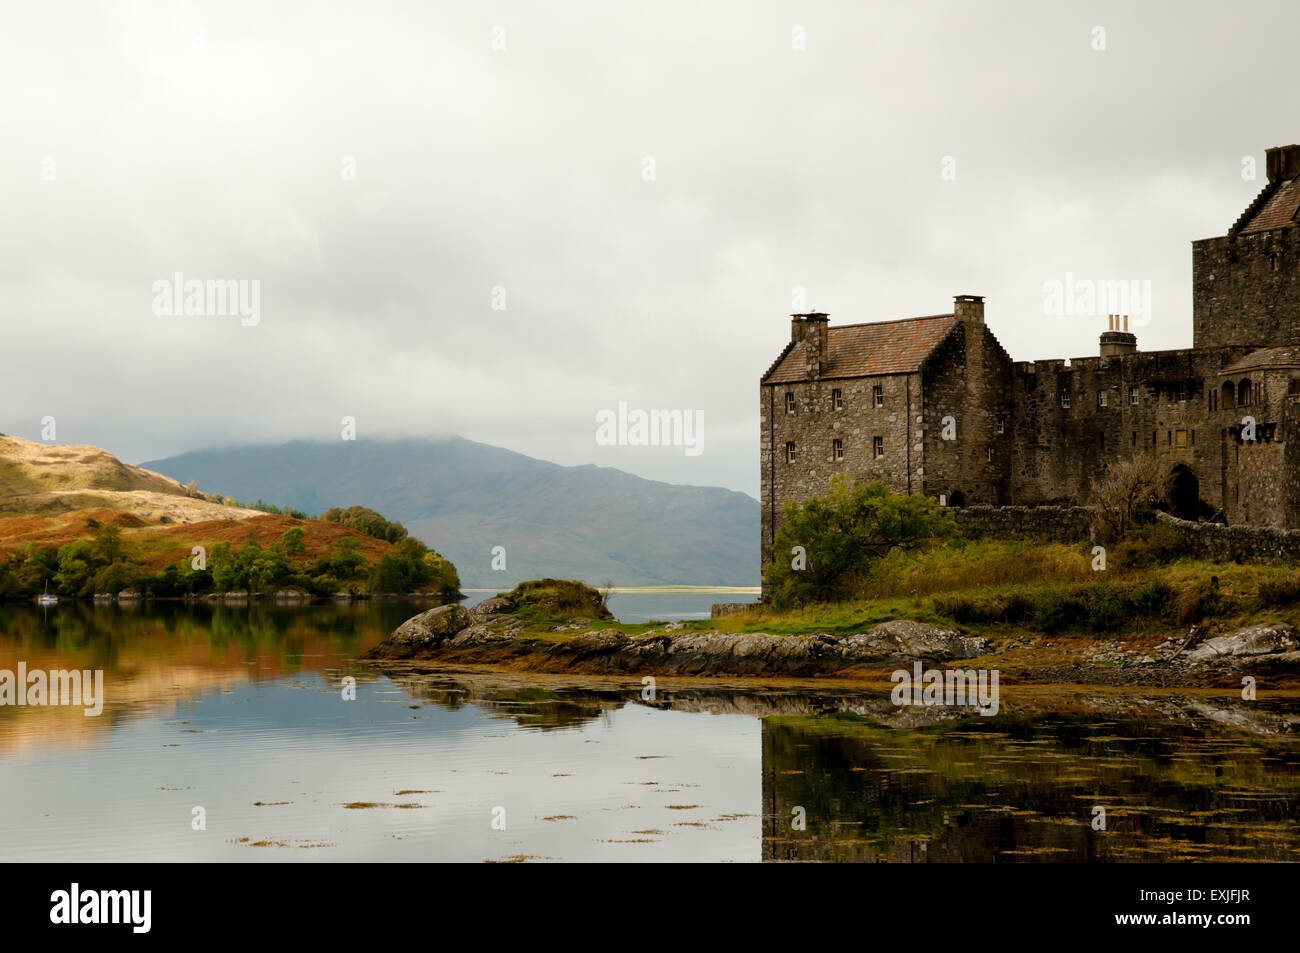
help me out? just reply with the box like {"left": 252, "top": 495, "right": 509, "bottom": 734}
{"left": 390, "top": 604, "right": 474, "bottom": 645}
{"left": 369, "top": 615, "right": 999, "bottom": 675}
{"left": 552, "top": 629, "right": 630, "bottom": 657}
{"left": 469, "top": 597, "right": 512, "bottom": 620}
{"left": 840, "top": 621, "right": 990, "bottom": 661}
{"left": 1185, "top": 623, "right": 1300, "bottom": 660}
{"left": 449, "top": 624, "right": 518, "bottom": 647}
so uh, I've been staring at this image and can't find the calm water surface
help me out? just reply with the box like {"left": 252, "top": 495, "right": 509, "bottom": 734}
{"left": 1, "top": 600, "right": 1297, "bottom": 862}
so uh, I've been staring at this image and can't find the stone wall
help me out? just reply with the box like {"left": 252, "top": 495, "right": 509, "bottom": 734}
{"left": 951, "top": 504, "right": 1094, "bottom": 542}
{"left": 760, "top": 371, "right": 920, "bottom": 569}
{"left": 1154, "top": 510, "right": 1300, "bottom": 564}
{"left": 920, "top": 321, "right": 1015, "bottom": 506}
{"left": 1193, "top": 228, "right": 1300, "bottom": 350}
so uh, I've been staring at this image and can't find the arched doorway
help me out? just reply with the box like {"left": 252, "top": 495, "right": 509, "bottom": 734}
{"left": 1168, "top": 465, "right": 1199, "bottom": 520}
{"left": 1221, "top": 380, "right": 1236, "bottom": 409}
{"left": 947, "top": 490, "right": 966, "bottom": 508}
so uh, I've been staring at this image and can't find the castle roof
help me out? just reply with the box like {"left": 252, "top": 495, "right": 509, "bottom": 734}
{"left": 1222, "top": 346, "right": 1300, "bottom": 373}
{"left": 1235, "top": 176, "right": 1300, "bottom": 234}
{"left": 762, "top": 313, "right": 957, "bottom": 383}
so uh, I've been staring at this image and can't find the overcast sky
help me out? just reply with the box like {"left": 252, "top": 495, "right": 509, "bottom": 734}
{"left": 3, "top": 0, "right": 1297, "bottom": 498}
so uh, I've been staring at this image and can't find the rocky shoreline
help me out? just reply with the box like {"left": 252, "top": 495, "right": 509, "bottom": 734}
{"left": 362, "top": 599, "right": 1300, "bottom": 686}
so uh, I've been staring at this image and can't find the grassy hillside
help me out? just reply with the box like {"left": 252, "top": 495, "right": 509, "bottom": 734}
{"left": 143, "top": 436, "right": 760, "bottom": 587}
{"left": 0, "top": 434, "right": 256, "bottom": 521}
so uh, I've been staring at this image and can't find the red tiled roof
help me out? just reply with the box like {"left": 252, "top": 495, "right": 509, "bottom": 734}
{"left": 1240, "top": 178, "right": 1300, "bottom": 234}
{"left": 763, "top": 314, "right": 957, "bottom": 383}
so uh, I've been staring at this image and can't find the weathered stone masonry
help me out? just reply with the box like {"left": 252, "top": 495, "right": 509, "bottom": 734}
{"left": 760, "top": 143, "right": 1300, "bottom": 577}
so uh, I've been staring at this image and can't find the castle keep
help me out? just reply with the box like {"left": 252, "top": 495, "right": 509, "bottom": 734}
{"left": 760, "top": 144, "right": 1300, "bottom": 570}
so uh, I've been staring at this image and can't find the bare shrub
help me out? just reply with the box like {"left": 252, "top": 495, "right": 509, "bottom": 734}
{"left": 1091, "top": 455, "right": 1165, "bottom": 543}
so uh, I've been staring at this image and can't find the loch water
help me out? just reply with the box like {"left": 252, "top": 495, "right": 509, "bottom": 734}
{"left": 1, "top": 599, "right": 1297, "bottom": 862}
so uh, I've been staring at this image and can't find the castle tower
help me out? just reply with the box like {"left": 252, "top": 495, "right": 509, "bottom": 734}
{"left": 1193, "top": 144, "right": 1300, "bottom": 350}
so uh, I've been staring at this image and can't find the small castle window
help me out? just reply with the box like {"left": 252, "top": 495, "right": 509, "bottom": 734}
{"left": 873, "top": 436, "right": 884, "bottom": 458}
{"left": 1289, "top": 378, "right": 1300, "bottom": 396}
{"left": 1097, "top": 390, "right": 1108, "bottom": 408}
{"left": 785, "top": 441, "right": 797, "bottom": 463}
{"left": 1129, "top": 385, "right": 1139, "bottom": 405}
{"left": 1152, "top": 431, "right": 1158, "bottom": 446}
{"left": 832, "top": 438, "right": 843, "bottom": 460}
{"left": 1272, "top": 253, "right": 1281, "bottom": 271}
{"left": 1175, "top": 429, "right": 1188, "bottom": 448}
{"left": 986, "top": 447, "right": 994, "bottom": 462}
{"left": 873, "top": 384, "right": 884, "bottom": 408}
{"left": 1060, "top": 391, "right": 1071, "bottom": 409}
{"left": 1132, "top": 431, "right": 1138, "bottom": 447}
{"left": 785, "top": 392, "right": 796, "bottom": 414}
{"left": 1176, "top": 384, "right": 1188, "bottom": 403}
{"left": 832, "top": 388, "right": 843, "bottom": 410}
{"left": 995, "top": 415, "right": 1006, "bottom": 435}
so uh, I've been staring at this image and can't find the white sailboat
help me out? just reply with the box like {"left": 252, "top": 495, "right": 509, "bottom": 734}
{"left": 37, "top": 581, "right": 58, "bottom": 606}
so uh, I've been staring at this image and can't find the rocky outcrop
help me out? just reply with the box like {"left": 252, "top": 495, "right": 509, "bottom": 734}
{"left": 1185, "top": 623, "right": 1300, "bottom": 660}
{"left": 841, "top": 620, "right": 989, "bottom": 660}
{"left": 389, "top": 604, "right": 475, "bottom": 645}
{"left": 366, "top": 611, "right": 994, "bottom": 676}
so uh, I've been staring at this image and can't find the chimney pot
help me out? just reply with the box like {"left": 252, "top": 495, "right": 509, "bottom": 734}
{"left": 790, "top": 311, "right": 829, "bottom": 378}
{"left": 1266, "top": 144, "right": 1300, "bottom": 184}
{"left": 1100, "top": 315, "right": 1137, "bottom": 358}
{"left": 954, "top": 294, "right": 984, "bottom": 324}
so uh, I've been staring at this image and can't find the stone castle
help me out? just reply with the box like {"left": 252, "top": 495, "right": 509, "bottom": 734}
{"left": 760, "top": 143, "right": 1300, "bottom": 570}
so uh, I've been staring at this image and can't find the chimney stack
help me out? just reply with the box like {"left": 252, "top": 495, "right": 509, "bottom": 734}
{"left": 954, "top": 294, "right": 984, "bottom": 324}
{"left": 1100, "top": 313, "right": 1137, "bottom": 357}
{"left": 791, "top": 311, "right": 829, "bottom": 379}
{"left": 1266, "top": 144, "right": 1300, "bottom": 184}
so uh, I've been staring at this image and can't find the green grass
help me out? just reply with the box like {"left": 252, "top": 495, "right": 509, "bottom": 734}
{"left": 708, "top": 538, "right": 1300, "bottom": 640}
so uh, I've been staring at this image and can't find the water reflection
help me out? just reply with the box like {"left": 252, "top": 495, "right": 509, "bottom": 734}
{"left": 0, "top": 603, "right": 1297, "bottom": 862}
{"left": 759, "top": 712, "right": 1300, "bottom": 862}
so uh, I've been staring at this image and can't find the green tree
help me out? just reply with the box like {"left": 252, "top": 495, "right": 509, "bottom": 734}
{"left": 92, "top": 524, "right": 124, "bottom": 564}
{"left": 368, "top": 555, "right": 408, "bottom": 593}
{"left": 209, "top": 541, "right": 237, "bottom": 590}
{"left": 54, "top": 540, "right": 96, "bottom": 596}
{"left": 281, "top": 526, "right": 307, "bottom": 555}
{"left": 763, "top": 477, "right": 959, "bottom": 609}
{"left": 321, "top": 506, "right": 408, "bottom": 543}
{"left": 328, "top": 536, "right": 366, "bottom": 579}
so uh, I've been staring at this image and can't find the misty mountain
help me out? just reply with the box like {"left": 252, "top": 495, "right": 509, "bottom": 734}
{"left": 142, "top": 437, "right": 759, "bottom": 587}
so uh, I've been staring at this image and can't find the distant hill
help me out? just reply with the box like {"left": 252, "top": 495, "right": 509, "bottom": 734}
{"left": 143, "top": 437, "right": 760, "bottom": 587}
